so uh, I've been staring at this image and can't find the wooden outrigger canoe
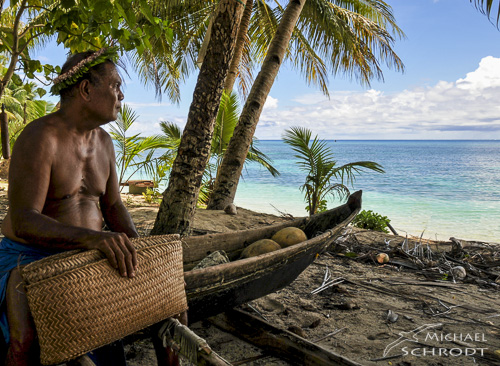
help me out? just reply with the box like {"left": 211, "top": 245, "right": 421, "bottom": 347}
{"left": 183, "top": 191, "right": 362, "bottom": 323}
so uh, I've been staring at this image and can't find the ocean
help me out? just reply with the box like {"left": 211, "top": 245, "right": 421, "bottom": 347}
{"left": 125, "top": 140, "right": 500, "bottom": 243}
{"left": 232, "top": 140, "right": 500, "bottom": 243}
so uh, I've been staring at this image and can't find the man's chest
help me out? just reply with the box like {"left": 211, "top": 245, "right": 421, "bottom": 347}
{"left": 49, "top": 146, "right": 110, "bottom": 199}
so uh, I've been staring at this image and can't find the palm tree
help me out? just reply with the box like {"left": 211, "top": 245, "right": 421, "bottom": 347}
{"left": 150, "top": 0, "right": 404, "bottom": 232}
{"left": 150, "top": 0, "right": 246, "bottom": 236}
{"left": 146, "top": 0, "right": 404, "bottom": 98}
{"left": 158, "top": 91, "right": 279, "bottom": 203}
{"left": 108, "top": 104, "right": 167, "bottom": 189}
{"left": 283, "top": 126, "right": 384, "bottom": 215}
{"left": 207, "top": 0, "right": 306, "bottom": 210}
{"left": 208, "top": 0, "right": 404, "bottom": 209}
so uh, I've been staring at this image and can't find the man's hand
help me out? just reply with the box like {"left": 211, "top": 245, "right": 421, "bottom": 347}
{"left": 82, "top": 232, "right": 138, "bottom": 278}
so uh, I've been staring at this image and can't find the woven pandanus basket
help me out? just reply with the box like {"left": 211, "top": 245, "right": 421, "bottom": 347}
{"left": 21, "top": 234, "right": 188, "bottom": 365}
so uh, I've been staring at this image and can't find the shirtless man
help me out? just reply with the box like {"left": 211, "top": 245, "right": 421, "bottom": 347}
{"left": 0, "top": 49, "right": 145, "bottom": 365}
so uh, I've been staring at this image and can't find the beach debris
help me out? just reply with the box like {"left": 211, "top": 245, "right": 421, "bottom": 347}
{"left": 450, "top": 237, "right": 464, "bottom": 257}
{"left": 450, "top": 266, "right": 467, "bottom": 280}
{"left": 387, "top": 222, "right": 398, "bottom": 236}
{"left": 287, "top": 325, "right": 306, "bottom": 338}
{"left": 272, "top": 227, "right": 307, "bottom": 248}
{"left": 311, "top": 265, "right": 344, "bottom": 294}
{"left": 299, "top": 299, "right": 316, "bottom": 312}
{"left": 386, "top": 309, "right": 399, "bottom": 323}
{"left": 323, "top": 300, "right": 358, "bottom": 310}
{"left": 494, "top": 350, "right": 500, "bottom": 359}
{"left": 308, "top": 319, "right": 321, "bottom": 329}
{"left": 312, "top": 328, "right": 346, "bottom": 342}
{"left": 402, "top": 314, "right": 414, "bottom": 322}
{"left": 376, "top": 253, "right": 390, "bottom": 264}
{"left": 240, "top": 239, "right": 281, "bottom": 258}
{"left": 269, "top": 204, "right": 295, "bottom": 219}
{"left": 334, "top": 301, "right": 358, "bottom": 310}
{"left": 224, "top": 203, "right": 237, "bottom": 215}
{"left": 193, "top": 250, "right": 230, "bottom": 270}
{"left": 245, "top": 303, "right": 268, "bottom": 321}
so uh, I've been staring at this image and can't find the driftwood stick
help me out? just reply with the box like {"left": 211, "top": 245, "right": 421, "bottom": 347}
{"left": 209, "top": 309, "right": 362, "bottom": 366}
{"left": 232, "top": 354, "right": 270, "bottom": 365}
{"left": 386, "top": 222, "right": 398, "bottom": 236}
{"left": 311, "top": 327, "right": 346, "bottom": 342}
{"left": 158, "top": 318, "right": 230, "bottom": 366}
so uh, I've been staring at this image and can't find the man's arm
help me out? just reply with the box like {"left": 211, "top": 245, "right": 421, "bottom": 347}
{"left": 8, "top": 122, "right": 137, "bottom": 277}
{"left": 100, "top": 133, "right": 139, "bottom": 239}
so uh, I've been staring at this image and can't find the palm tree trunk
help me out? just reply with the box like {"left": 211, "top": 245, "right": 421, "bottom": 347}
{"left": 151, "top": 0, "right": 246, "bottom": 236}
{"left": 224, "top": 0, "right": 254, "bottom": 93}
{"left": 0, "top": 104, "right": 10, "bottom": 159}
{"left": 207, "top": 0, "right": 306, "bottom": 210}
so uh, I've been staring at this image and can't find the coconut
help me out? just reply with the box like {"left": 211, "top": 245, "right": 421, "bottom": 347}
{"left": 271, "top": 227, "right": 307, "bottom": 248}
{"left": 240, "top": 239, "right": 281, "bottom": 259}
{"left": 376, "top": 253, "right": 390, "bottom": 264}
{"left": 451, "top": 266, "right": 467, "bottom": 280}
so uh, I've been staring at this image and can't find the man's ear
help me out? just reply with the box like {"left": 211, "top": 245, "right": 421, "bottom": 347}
{"left": 79, "top": 80, "right": 92, "bottom": 102}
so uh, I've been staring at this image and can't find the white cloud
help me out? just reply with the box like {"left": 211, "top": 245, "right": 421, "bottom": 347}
{"left": 125, "top": 102, "right": 171, "bottom": 108}
{"left": 257, "top": 56, "right": 500, "bottom": 139}
{"left": 263, "top": 95, "right": 278, "bottom": 110}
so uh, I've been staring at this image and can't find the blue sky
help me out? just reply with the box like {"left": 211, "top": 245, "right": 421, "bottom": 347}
{"left": 36, "top": 0, "right": 500, "bottom": 139}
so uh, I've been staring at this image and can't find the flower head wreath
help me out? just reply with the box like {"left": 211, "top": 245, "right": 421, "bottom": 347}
{"left": 50, "top": 47, "right": 120, "bottom": 96}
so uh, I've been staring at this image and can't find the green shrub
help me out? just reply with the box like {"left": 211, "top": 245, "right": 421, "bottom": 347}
{"left": 353, "top": 210, "right": 390, "bottom": 233}
{"left": 142, "top": 188, "right": 162, "bottom": 204}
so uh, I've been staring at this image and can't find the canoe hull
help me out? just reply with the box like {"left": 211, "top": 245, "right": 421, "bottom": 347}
{"left": 183, "top": 191, "right": 362, "bottom": 323}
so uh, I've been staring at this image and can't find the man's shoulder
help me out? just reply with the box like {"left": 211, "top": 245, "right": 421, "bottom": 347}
{"left": 94, "top": 126, "right": 113, "bottom": 144}
{"left": 18, "top": 114, "right": 60, "bottom": 142}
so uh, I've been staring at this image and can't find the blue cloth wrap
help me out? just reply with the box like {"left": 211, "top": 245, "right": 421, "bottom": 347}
{"left": 0, "top": 237, "right": 58, "bottom": 344}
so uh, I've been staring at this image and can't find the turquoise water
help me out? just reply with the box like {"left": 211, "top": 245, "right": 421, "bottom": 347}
{"left": 231, "top": 140, "right": 500, "bottom": 243}
{"left": 125, "top": 140, "right": 500, "bottom": 242}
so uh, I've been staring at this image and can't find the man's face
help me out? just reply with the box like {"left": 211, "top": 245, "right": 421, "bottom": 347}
{"left": 91, "top": 63, "right": 124, "bottom": 123}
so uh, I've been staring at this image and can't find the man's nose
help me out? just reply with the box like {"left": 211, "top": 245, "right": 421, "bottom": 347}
{"left": 118, "top": 89, "right": 124, "bottom": 101}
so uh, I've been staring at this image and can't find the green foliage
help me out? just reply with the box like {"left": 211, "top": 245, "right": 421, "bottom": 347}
{"left": 142, "top": 187, "right": 162, "bottom": 204}
{"left": 306, "top": 199, "right": 327, "bottom": 214}
{"left": 160, "top": 91, "right": 279, "bottom": 205}
{"left": 154, "top": 1, "right": 404, "bottom": 100}
{"left": 49, "top": 47, "right": 120, "bottom": 95}
{"left": 0, "top": 0, "right": 172, "bottom": 101}
{"left": 283, "top": 127, "right": 384, "bottom": 216}
{"left": 109, "top": 104, "right": 167, "bottom": 189}
{"left": 0, "top": 68, "right": 55, "bottom": 153}
{"left": 209, "top": 91, "right": 279, "bottom": 184}
{"left": 353, "top": 210, "right": 390, "bottom": 233}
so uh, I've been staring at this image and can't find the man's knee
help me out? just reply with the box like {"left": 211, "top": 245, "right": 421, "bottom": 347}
{"left": 8, "top": 332, "right": 36, "bottom": 355}
{"left": 6, "top": 267, "right": 37, "bottom": 353}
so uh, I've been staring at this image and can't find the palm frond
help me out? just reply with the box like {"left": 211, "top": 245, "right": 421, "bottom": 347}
{"left": 283, "top": 126, "right": 384, "bottom": 215}
{"left": 213, "top": 91, "right": 241, "bottom": 155}
{"left": 247, "top": 139, "right": 280, "bottom": 177}
{"left": 471, "top": 0, "right": 500, "bottom": 26}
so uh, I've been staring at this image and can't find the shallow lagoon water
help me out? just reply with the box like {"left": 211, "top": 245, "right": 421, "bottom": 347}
{"left": 125, "top": 140, "right": 499, "bottom": 242}
{"left": 233, "top": 140, "right": 500, "bottom": 242}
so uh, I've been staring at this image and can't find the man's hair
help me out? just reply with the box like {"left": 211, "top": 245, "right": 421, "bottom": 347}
{"left": 58, "top": 51, "right": 115, "bottom": 103}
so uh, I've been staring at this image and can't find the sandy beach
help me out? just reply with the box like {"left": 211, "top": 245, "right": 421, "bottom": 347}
{"left": 0, "top": 182, "right": 499, "bottom": 365}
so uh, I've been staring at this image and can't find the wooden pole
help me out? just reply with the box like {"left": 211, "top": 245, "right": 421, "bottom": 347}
{"left": 0, "top": 104, "right": 10, "bottom": 159}
{"left": 209, "top": 309, "right": 363, "bottom": 366}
